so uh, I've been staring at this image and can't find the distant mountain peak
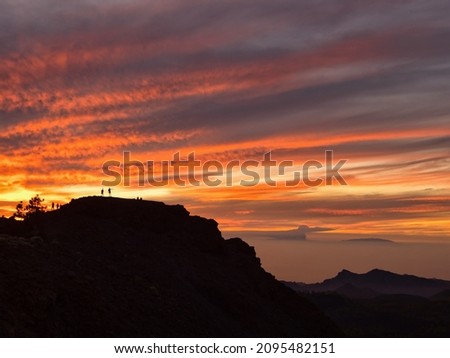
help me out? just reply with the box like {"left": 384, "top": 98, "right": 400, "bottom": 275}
{"left": 336, "top": 269, "right": 355, "bottom": 277}
{"left": 294, "top": 268, "right": 450, "bottom": 298}
{"left": 344, "top": 238, "right": 394, "bottom": 244}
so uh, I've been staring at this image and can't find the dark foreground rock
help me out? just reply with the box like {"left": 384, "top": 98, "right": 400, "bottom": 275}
{"left": 0, "top": 197, "right": 340, "bottom": 337}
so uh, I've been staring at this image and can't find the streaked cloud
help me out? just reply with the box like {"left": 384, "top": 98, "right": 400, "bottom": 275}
{"left": 0, "top": 0, "right": 449, "bottom": 245}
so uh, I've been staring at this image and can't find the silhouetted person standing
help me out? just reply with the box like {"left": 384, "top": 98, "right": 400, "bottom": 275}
{"left": 52, "top": 202, "right": 55, "bottom": 210}
{"left": 101, "top": 189, "right": 104, "bottom": 196}
{"left": 108, "top": 188, "right": 111, "bottom": 196}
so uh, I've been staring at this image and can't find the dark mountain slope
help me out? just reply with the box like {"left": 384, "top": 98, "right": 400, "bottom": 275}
{"left": 301, "top": 292, "right": 450, "bottom": 337}
{"left": 0, "top": 197, "right": 340, "bottom": 337}
{"left": 284, "top": 269, "right": 450, "bottom": 337}
{"left": 431, "top": 289, "right": 450, "bottom": 301}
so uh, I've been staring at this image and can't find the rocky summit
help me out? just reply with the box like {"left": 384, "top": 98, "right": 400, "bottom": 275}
{"left": 0, "top": 197, "right": 340, "bottom": 337}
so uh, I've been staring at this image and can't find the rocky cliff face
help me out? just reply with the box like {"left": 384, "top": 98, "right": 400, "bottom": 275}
{"left": 0, "top": 197, "right": 340, "bottom": 337}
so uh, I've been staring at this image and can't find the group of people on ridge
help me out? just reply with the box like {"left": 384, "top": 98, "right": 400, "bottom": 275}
{"left": 101, "top": 188, "right": 112, "bottom": 196}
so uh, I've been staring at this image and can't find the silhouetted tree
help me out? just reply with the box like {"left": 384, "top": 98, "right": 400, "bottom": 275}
{"left": 14, "top": 201, "right": 26, "bottom": 219}
{"left": 14, "top": 195, "right": 47, "bottom": 220}
{"left": 27, "top": 195, "right": 47, "bottom": 215}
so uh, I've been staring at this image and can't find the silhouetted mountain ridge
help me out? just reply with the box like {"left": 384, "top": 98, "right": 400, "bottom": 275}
{"left": 286, "top": 268, "right": 450, "bottom": 298}
{"left": 0, "top": 196, "right": 339, "bottom": 337}
{"left": 283, "top": 269, "right": 450, "bottom": 337}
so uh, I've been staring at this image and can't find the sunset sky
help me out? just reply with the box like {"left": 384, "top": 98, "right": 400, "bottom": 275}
{"left": 1, "top": 0, "right": 449, "bottom": 281}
